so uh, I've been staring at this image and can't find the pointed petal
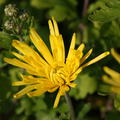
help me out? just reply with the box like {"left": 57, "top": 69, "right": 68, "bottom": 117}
{"left": 21, "top": 75, "right": 47, "bottom": 83}
{"left": 66, "top": 33, "right": 76, "bottom": 61}
{"left": 12, "top": 81, "right": 27, "bottom": 86}
{"left": 13, "top": 85, "right": 37, "bottom": 99}
{"left": 30, "top": 28, "right": 54, "bottom": 66}
{"left": 12, "top": 75, "right": 47, "bottom": 86}
{"left": 49, "top": 35, "right": 57, "bottom": 61}
{"left": 49, "top": 35, "right": 65, "bottom": 63}
{"left": 72, "top": 67, "right": 83, "bottom": 78}
{"left": 12, "top": 40, "right": 47, "bottom": 66}
{"left": 81, "top": 51, "right": 110, "bottom": 68}
{"left": 54, "top": 86, "right": 69, "bottom": 108}
{"left": 53, "top": 89, "right": 61, "bottom": 108}
{"left": 48, "top": 19, "right": 65, "bottom": 63}
{"left": 68, "top": 82, "right": 77, "bottom": 88}
{"left": 4, "top": 58, "right": 33, "bottom": 70}
{"left": 4, "top": 57, "right": 46, "bottom": 77}
{"left": 80, "top": 48, "right": 93, "bottom": 64}
{"left": 69, "top": 33, "right": 76, "bottom": 49}
{"left": 12, "top": 52, "right": 24, "bottom": 60}
{"left": 27, "top": 89, "right": 47, "bottom": 97}
{"left": 102, "top": 75, "right": 120, "bottom": 87}
{"left": 52, "top": 17, "right": 60, "bottom": 36}
{"left": 27, "top": 69, "right": 46, "bottom": 77}
{"left": 103, "top": 66, "right": 120, "bottom": 80}
{"left": 77, "top": 43, "right": 85, "bottom": 51}
{"left": 48, "top": 20, "right": 55, "bottom": 35}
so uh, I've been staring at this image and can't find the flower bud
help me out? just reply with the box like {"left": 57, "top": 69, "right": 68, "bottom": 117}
{"left": 19, "top": 12, "right": 29, "bottom": 21}
{"left": 4, "top": 4, "right": 18, "bottom": 17}
{"left": 4, "top": 20, "right": 15, "bottom": 30}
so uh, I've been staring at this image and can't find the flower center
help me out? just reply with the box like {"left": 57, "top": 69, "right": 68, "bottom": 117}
{"left": 50, "top": 66, "right": 67, "bottom": 86}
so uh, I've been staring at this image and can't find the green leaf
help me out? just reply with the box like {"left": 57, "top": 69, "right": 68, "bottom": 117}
{"left": 30, "top": 0, "right": 54, "bottom": 9}
{"left": 33, "top": 98, "right": 47, "bottom": 111}
{"left": 30, "top": 0, "right": 77, "bottom": 21}
{"left": 0, "top": 31, "right": 13, "bottom": 49}
{"left": 89, "top": 0, "right": 120, "bottom": 22}
{"left": 70, "top": 73, "right": 97, "bottom": 99}
{"left": 48, "top": 5, "right": 77, "bottom": 21}
{"left": 16, "top": 98, "right": 33, "bottom": 116}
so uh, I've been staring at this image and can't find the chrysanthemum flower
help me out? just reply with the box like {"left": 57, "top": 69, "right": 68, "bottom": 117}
{"left": 4, "top": 18, "right": 109, "bottom": 108}
{"left": 102, "top": 49, "right": 120, "bottom": 94}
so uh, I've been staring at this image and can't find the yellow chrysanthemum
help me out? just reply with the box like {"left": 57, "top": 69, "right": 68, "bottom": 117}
{"left": 4, "top": 18, "right": 109, "bottom": 108}
{"left": 103, "top": 49, "right": 120, "bottom": 94}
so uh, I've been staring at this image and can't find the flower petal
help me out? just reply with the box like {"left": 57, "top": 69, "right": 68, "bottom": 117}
{"left": 102, "top": 75, "right": 120, "bottom": 87}
{"left": 49, "top": 35, "right": 65, "bottom": 63}
{"left": 13, "top": 85, "right": 38, "bottom": 99}
{"left": 81, "top": 51, "right": 110, "bottom": 68}
{"left": 12, "top": 75, "right": 47, "bottom": 86}
{"left": 4, "top": 57, "right": 46, "bottom": 77}
{"left": 48, "top": 86, "right": 59, "bottom": 93}
{"left": 77, "top": 43, "right": 85, "bottom": 51}
{"left": 66, "top": 33, "right": 76, "bottom": 61}
{"left": 27, "top": 89, "right": 47, "bottom": 97}
{"left": 51, "top": 17, "right": 60, "bottom": 36}
{"left": 4, "top": 58, "right": 33, "bottom": 70}
{"left": 80, "top": 48, "right": 93, "bottom": 64}
{"left": 12, "top": 40, "right": 47, "bottom": 66}
{"left": 53, "top": 85, "right": 69, "bottom": 108}
{"left": 103, "top": 66, "right": 120, "bottom": 81}
{"left": 53, "top": 89, "right": 61, "bottom": 108}
{"left": 48, "top": 19, "right": 65, "bottom": 63}
{"left": 30, "top": 28, "right": 54, "bottom": 66}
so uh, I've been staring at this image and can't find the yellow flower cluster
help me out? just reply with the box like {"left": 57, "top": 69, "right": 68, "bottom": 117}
{"left": 4, "top": 18, "right": 109, "bottom": 108}
{"left": 103, "top": 49, "right": 120, "bottom": 94}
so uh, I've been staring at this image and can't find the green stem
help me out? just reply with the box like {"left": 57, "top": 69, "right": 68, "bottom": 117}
{"left": 65, "top": 92, "right": 76, "bottom": 120}
{"left": 82, "top": 0, "right": 89, "bottom": 16}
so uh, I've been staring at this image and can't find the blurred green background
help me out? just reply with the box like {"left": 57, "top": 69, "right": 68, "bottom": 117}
{"left": 0, "top": 0, "right": 120, "bottom": 120}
